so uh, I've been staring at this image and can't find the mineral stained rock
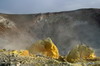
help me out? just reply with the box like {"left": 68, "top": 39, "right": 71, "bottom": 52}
{"left": 10, "top": 50, "right": 30, "bottom": 56}
{"left": 66, "top": 44, "right": 96, "bottom": 63}
{"left": 2, "top": 50, "right": 30, "bottom": 57}
{"left": 27, "top": 38, "right": 60, "bottom": 59}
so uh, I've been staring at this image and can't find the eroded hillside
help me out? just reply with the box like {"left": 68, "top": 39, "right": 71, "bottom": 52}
{"left": 0, "top": 8, "right": 100, "bottom": 56}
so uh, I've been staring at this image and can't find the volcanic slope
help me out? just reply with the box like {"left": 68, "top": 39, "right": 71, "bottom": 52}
{"left": 0, "top": 8, "right": 100, "bottom": 56}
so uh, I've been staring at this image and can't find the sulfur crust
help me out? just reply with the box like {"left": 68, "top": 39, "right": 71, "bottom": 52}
{"left": 28, "top": 38, "right": 60, "bottom": 59}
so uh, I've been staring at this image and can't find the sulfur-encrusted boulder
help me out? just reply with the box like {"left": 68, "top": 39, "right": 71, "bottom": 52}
{"left": 27, "top": 38, "right": 60, "bottom": 59}
{"left": 66, "top": 44, "right": 96, "bottom": 63}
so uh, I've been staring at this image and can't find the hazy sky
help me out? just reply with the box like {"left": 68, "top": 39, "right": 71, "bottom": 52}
{"left": 0, "top": 0, "right": 100, "bottom": 14}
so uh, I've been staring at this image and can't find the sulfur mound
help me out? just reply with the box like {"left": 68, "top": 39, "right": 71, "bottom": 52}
{"left": 27, "top": 38, "right": 60, "bottom": 59}
{"left": 66, "top": 44, "right": 96, "bottom": 63}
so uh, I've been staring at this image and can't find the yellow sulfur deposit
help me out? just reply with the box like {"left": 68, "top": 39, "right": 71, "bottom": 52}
{"left": 27, "top": 37, "right": 60, "bottom": 59}
{"left": 0, "top": 49, "right": 6, "bottom": 52}
{"left": 19, "top": 50, "right": 30, "bottom": 56}
{"left": 66, "top": 44, "right": 96, "bottom": 63}
{"left": 9, "top": 50, "right": 30, "bottom": 56}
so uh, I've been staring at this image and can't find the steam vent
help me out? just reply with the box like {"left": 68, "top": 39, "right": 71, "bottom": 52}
{"left": 0, "top": 8, "right": 100, "bottom": 65}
